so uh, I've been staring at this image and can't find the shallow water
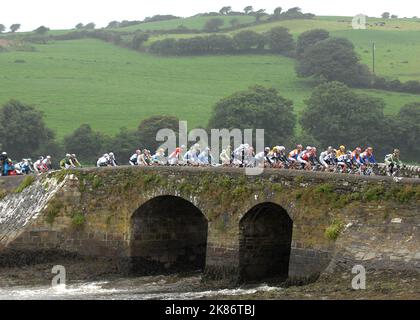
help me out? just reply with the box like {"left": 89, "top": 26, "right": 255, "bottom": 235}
{"left": 0, "top": 274, "right": 281, "bottom": 300}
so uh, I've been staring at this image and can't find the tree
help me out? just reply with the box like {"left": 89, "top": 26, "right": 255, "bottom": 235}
{"left": 75, "top": 23, "right": 84, "bottom": 29}
{"left": 0, "top": 24, "right": 5, "bottom": 33}
{"left": 296, "top": 37, "right": 372, "bottom": 87}
{"left": 131, "top": 32, "right": 150, "bottom": 50}
{"left": 34, "top": 26, "right": 50, "bottom": 34}
{"left": 207, "top": 86, "right": 296, "bottom": 147}
{"left": 394, "top": 103, "right": 420, "bottom": 161}
{"left": 286, "top": 7, "right": 302, "bottom": 14}
{"left": 296, "top": 28, "right": 330, "bottom": 57}
{"left": 273, "top": 7, "right": 283, "bottom": 17}
{"left": 64, "top": 124, "right": 109, "bottom": 164}
{"left": 106, "top": 21, "right": 120, "bottom": 29}
{"left": 300, "top": 82, "right": 387, "bottom": 151}
{"left": 219, "top": 6, "right": 232, "bottom": 15}
{"left": 203, "top": 18, "right": 224, "bottom": 32}
{"left": 105, "top": 127, "right": 139, "bottom": 162}
{"left": 137, "top": 115, "right": 180, "bottom": 153}
{"left": 10, "top": 24, "right": 21, "bottom": 33}
{"left": 254, "top": 9, "right": 266, "bottom": 22}
{"left": 0, "top": 100, "right": 56, "bottom": 159}
{"left": 233, "top": 30, "right": 264, "bottom": 50}
{"left": 391, "top": 15, "right": 398, "bottom": 19}
{"left": 85, "top": 22, "right": 96, "bottom": 29}
{"left": 382, "top": 12, "right": 390, "bottom": 19}
{"left": 265, "top": 26, "right": 295, "bottom": 55}
{"left": 206, "top": 35, "right": 235, "bottom": 54}
{"left": 244, "top": 6, "right": 253, "bottom": 15}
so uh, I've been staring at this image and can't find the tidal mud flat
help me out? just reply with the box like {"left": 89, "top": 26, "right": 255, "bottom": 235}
{"left": 0, "top": 256, "right": 418, "bottom": 300}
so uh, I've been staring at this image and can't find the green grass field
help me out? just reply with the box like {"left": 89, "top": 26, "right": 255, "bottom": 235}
{"left": 112, "top": 15, "right": 257, "bottom": 32}
{"left": 0, "top": 15, "right": 419, "bottom": 140}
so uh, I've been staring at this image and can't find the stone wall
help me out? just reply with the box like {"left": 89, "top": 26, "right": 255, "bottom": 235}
{"left": 0, "top": 166, "right": 419, "bottom": 282}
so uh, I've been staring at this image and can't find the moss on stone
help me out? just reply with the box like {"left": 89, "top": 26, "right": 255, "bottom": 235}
{"left": 92, "top": 176, "right": 103, "bottom": 189}
{"left": 14, "top": 175, "right": 36, "bottom": 193}
{"left": 0, "top": 188, "right": 8, "bottom": 200}
{"left": 271, "top": 183, "right": 284, "bottom": 192}
{"left": 294, "top": 175, "right": 305, "bottom": 184}
{"left": 142, "top": 173, "right": 164, "bottom": 186}
{"left": 45, "top": 199, "right": 64, "bottom": 225}
{"left": 362, "top": 184, "right": 419, "bottom": 203}
{"left": 314, "top": 183, "right": 334, "bottom": 194}
{"left": 71, "top": 211, "right": 86, "bottom": 228}
{"left": 53, "top": 170, "right": 71, "bottom": 183}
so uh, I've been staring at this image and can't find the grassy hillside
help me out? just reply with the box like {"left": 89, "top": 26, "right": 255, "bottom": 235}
{"left": 0, "top": 39, "right": 308, "bottom": 138}
{"left": 0, "top": 15, "right": 419, "bottom": 140}
{"left": 144, "top": 18, "right": 420, "bottom": 81}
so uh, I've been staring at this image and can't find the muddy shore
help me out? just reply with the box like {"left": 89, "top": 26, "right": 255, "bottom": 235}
{"left": 0, "top": 256, "right": 418, "bottom": 300}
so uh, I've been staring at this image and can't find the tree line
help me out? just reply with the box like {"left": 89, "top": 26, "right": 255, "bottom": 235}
{"left": 150, "top": 27, "right": 294, "bottom": 56}
{"left": 1, "top": 82, "right": 418, "bottom": 166}
{"left": 0, "top": 24, "right": 21, "bottom": 33}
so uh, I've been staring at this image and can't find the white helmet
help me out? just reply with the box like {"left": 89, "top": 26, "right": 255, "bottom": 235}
{"left": 109, "top": 152, "right": 114, "bottom": 157}
{"left": 47, "top": 155, "right": 52, "bottom": 159}
{"left": 66, "top": 153, "right": 71, "bottom": 157}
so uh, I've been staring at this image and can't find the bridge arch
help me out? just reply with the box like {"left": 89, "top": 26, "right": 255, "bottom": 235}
{"left": 129, "top": 195, "right": 208, "bottom": 275}
{"left": 239, "top": 202, "right": 293, "bottom": 282}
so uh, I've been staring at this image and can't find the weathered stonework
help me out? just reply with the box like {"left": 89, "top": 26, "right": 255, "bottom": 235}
{"left": 0, "top": 166, "right": 419, "bottom": 283}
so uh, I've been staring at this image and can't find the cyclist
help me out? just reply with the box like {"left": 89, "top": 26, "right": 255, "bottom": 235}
{"left": 385, "top": 149, "right": 405, "bottom": 176}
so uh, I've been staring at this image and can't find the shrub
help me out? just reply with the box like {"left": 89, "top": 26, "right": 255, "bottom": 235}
{"left": 325, "top": 219, "right": 345, "bottom": 241}
{"left": 203, "top": 18, "right": 224, "bottom": 32}
{"left": 71, "top": 212, "right": 86, "bottom": 227}
{"left": 265, "top": 27, "right": 295, "bottom": 55}
{"left": 233, "top": 30, "right": 265, "bottom": 50}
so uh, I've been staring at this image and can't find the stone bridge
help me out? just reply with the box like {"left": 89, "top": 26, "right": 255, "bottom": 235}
{"left": 0, "top": 167, "right": 419, "bottom": 283}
